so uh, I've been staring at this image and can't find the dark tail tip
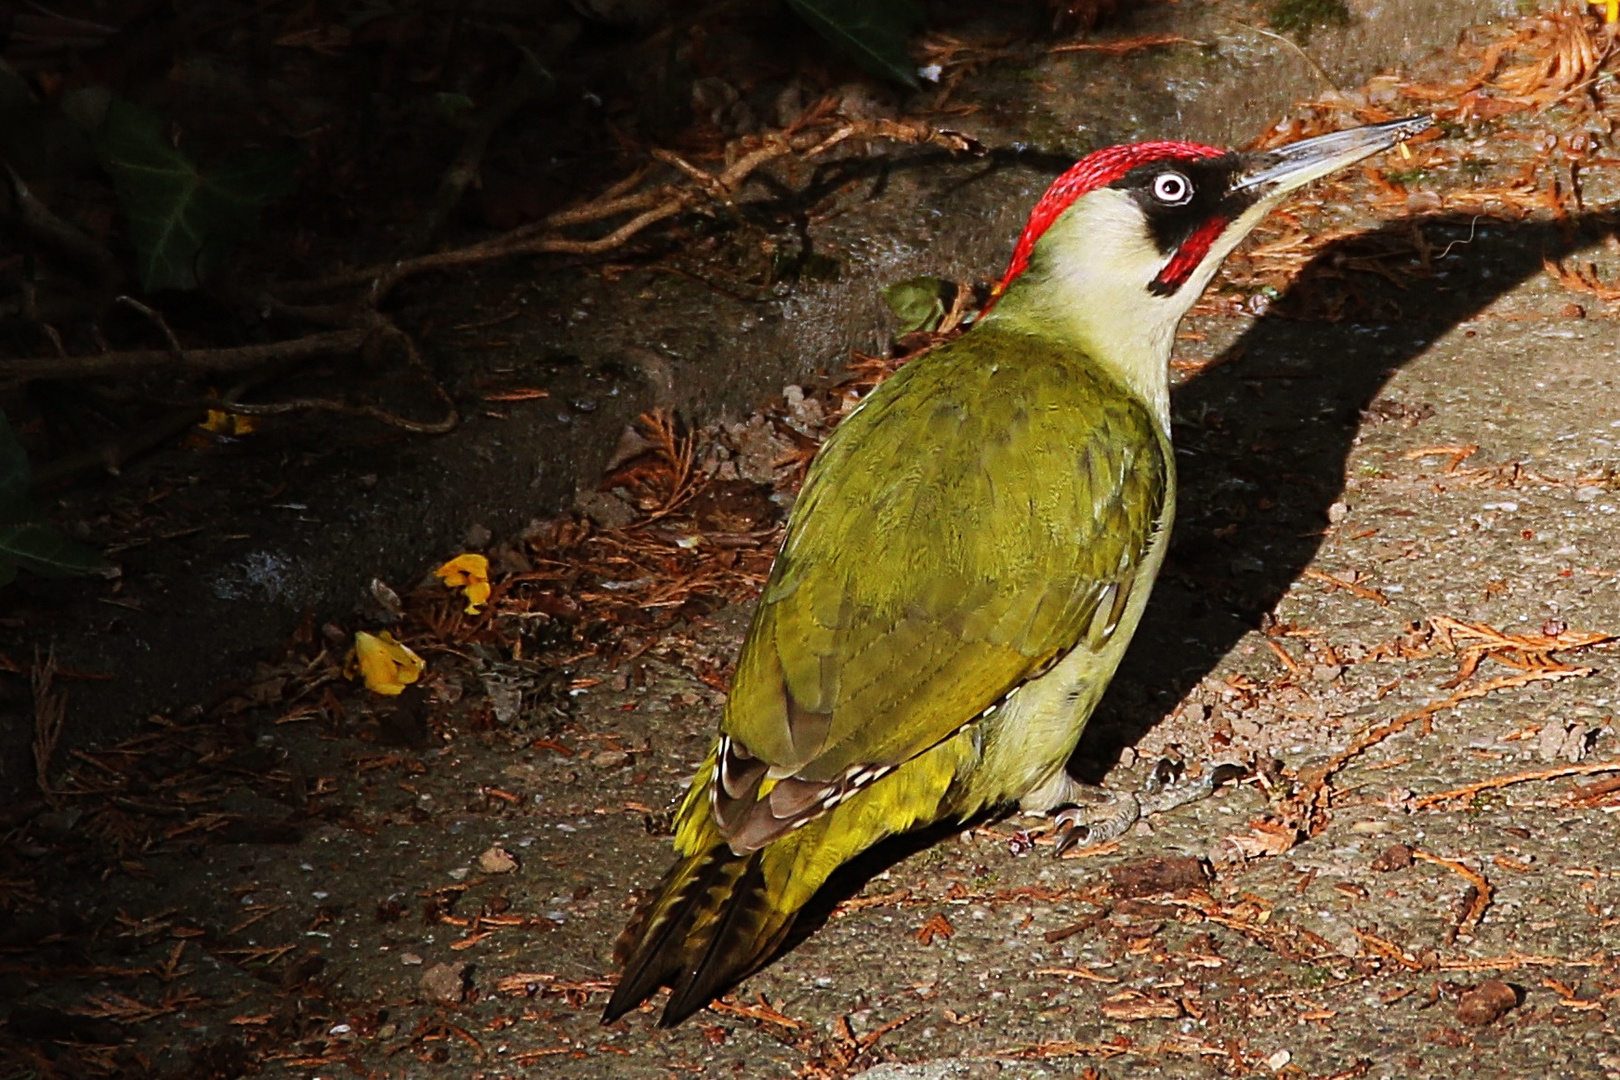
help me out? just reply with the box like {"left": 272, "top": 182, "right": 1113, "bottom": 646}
{"left": 602, "top": 844, "right": 792, "bottom": 1027}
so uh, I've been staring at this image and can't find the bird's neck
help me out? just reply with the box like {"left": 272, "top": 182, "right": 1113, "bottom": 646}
{"left": 982, "top": 295, "right": 1176, "bottom": 429}
{"left": 981, "top": 188, "right": 1207, "bottom": 431}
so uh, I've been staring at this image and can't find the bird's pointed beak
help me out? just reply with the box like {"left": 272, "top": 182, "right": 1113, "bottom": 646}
{"left": 1234, "top": 115, "right": 1435, "bottom": 200}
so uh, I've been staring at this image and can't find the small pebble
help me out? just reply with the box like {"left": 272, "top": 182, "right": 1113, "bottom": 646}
{"left": 478, "top": 846, "right": 519, "bottom": 874}
{"left": 1370, "top": 843, "right": 1413, "bottom": 872}
{"left": 420, "top": 961, "right": 470, "bottom": 1003}
{"left": 1456, "top": 979, "right": 1518, "bottom": 1026}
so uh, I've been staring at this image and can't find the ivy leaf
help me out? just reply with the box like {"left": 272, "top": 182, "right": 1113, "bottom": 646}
{"left": 882, "top": 275, "right": 954, "bottom": 334}
{"left": 96, "top": 99, "right": 298, "bottom": 291}
{"left": 785, "top": 0, "right": 923, "bottom": 89}
{"left": 0, "top": 413, "right": 113, "bottom": 580}
{"left": 0, "top": 522, "right": 111, "bottom": 578}
{"left": 0, "top": 409, "right": 33, "bottom": 519}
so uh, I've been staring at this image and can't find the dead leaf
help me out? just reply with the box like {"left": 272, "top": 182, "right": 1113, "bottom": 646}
{"left": 1225, "top": 819, "right": 1300, "bottom": 860}
{"left": 198, "top": 409, "right": 255, "bottom": 436}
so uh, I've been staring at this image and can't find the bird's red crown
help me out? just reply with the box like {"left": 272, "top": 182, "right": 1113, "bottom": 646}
{"left": 987, "top": 140, "right": 1227, "bottom": 306}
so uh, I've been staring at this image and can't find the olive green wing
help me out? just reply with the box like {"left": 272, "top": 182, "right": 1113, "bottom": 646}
{"left": 714, "top": 328, "right": 1169, "bottom": 851}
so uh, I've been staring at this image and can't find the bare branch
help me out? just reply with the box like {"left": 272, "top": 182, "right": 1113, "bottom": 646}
{"left": 0, "top": 328, "right": 370, "bottom": 381}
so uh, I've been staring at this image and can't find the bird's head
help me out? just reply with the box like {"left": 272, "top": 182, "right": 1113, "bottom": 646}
{"left": 982, "top": 117, "right": 1432, "bottom": 415}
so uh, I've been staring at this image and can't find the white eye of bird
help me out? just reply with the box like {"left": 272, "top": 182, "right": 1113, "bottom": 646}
{"left": 1152, "top": 171, "right": 1192, "bottom": 204}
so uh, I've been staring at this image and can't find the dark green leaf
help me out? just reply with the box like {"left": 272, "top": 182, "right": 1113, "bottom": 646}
{"left": 785, "top": 0, "right": 923, "bottom": 89}
{"left": 0, "top": 413, "right": 113, "bottom": 580}
{"left": 882, "top": 276, "right": 952, "bottom": 334}
{"left": 96, "top": 99, "right": 298, "bottom": 291}
{"left": 0, "top": 522, "right": 113, "bottom": 578}
{"left": 0, "top": 410, "right": 32, "bottom": 516}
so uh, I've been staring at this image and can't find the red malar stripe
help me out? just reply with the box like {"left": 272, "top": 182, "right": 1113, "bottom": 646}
{"left": 1151, "top": 215, "right": 1227, "bottom": 295}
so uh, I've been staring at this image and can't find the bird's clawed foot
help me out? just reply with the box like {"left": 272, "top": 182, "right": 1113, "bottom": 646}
{"left": 1049, "top": 759, "right": 1245, "bottom": 856}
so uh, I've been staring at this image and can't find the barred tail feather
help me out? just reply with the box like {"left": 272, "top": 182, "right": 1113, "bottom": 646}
{"left": 603, "top": 843, "right": 795, "bottom": 1027}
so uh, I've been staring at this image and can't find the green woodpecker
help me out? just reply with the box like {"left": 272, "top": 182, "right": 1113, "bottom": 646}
{"left": 605, "top": 116, "right": 1432, "bottom": 1026}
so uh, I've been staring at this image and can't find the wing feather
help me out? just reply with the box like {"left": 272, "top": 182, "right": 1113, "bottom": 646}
{"left": 718, "top": 326, "right": 1169, "bottom": 849}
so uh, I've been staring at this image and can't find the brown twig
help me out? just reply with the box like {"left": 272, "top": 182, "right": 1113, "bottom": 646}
{"left": 1265, "top": 637, "right": 1306, "bottom": 677}
{"left": 1411, "top": 758, "right": 1620, "bottom": 810}
{"left": 296, "top": 118, "right": 974, "bottom": 308}
{"left": 0, "top": 329, "right": 370, "bottom": 381}
{"left": 175, "top": 325, "right": 459, "bottom": 435}
{"left": 1352, "top": 928, "right": 1424, "bottom": 971}
{"left": 33, "top": 405, "right": 209, "bottom": 488}
{"left": 1301, "top": 568, "right": 1390, "bottom": 605}
{"left": 1413, "top": 850, "right": 1492, "bottom": 938}
{"left": 113, "top": 295, "right": 184, "bottom": 359}
{"left": 1050, "top": 34, "right": 1205, "bottom": 56}
{"left": 31, "top": 646, "right": 65, "bottom": 804}
{"left": 1294, "top": 666, "right": 1592, "bottom": 831}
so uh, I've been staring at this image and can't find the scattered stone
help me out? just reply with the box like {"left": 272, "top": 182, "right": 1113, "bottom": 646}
{"left": 593, "top": 749, "right": 632, "bottom": 769}
{"left": 1108, "top": 856, "right": 1210, "bottom": 898}
{"left": 1456, "top": 980, "right": 1518, "bottom": 1026}
{"left": 482, "top": 678, "right": 524, "bottom": 725}
{"left": 726, "top": 415, "right": 797, "bottom": 484}
{"left": 477, "top": 846, "right": 518, "bottom": 874}
{"left": 400, "top": 952, "right": 423, "bottom": 966}
{"left": 30, "top": 807, "right": 84, "bottom": 836}
{"left": 419, "top": 961, "right": 470, "bottom": 1003}
{"left": 490, "top": 542, "right": 530, "bottom": 575}
{"left": 365, "top": 577, "right": 404, "bottom": 622}
{"left": 575, "top": 488, "right": 639, "bottom": 529}
{"left": 1538, "top": 720, "right": 1589, "bottom": 764}
{"left": 772, "top": 83, "right": 807, "bottom": 129}
{"left": 1327, "top": 501, "right": 1349, "bottom": 523}
{"left": 781, "top": 384, "right": 826, "bottom": 436}
{"left": 604, "top": 424, "right": 658, "bottom": 470}
{"left": 1371, "top": 843, "right": 1414, "bottom": 872}
{"left": 447, "top": 866, "right": 470, "bottom": 881}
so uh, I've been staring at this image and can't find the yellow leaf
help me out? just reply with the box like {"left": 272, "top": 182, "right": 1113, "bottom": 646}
{"left": 199, "top": 409, "right": 256, "bottom": 436}
{"left": 433, "top": 553, "right": 491, "bottom": 614}
{"left": 347, "top": 631, "right": 425, "bottom": 696}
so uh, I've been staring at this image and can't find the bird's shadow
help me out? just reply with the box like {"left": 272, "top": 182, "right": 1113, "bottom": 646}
{"left": 787, "top": 209, "right": 1610, "bottom": 948}
{"left": 1075, "top": 209, "right": 1609, "bottom": 775}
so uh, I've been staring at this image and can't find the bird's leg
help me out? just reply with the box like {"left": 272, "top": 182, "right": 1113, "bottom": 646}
{"left": 1036, "top": 760, "right": 1245, "bottom": 856}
